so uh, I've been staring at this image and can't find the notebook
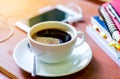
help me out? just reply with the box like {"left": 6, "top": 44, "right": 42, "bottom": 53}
{"left": 102, "top": 0, "right": 120, "bottom": 32}
{"left": 86, "top": 16, "right": 120, "bottom": 67}
{"left": 110, "top": 0, "right": 120, "bottom": 15}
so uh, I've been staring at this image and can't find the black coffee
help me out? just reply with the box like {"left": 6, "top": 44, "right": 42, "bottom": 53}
{"left": 32, "top": 29, "right": 71, "bottom": 44}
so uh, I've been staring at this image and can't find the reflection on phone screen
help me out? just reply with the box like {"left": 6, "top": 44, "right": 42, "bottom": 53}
{"left": 29, "top": 9, "right": 68, "bottom": 27}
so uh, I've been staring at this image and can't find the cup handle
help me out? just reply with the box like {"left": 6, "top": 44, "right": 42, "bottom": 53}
{"left": 75, "top": 31, "right": 85, "bottom": 48}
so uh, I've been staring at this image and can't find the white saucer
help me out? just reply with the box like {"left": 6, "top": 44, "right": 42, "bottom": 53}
{"left": 13, "top": 38, "right": 92, "bottom": 77}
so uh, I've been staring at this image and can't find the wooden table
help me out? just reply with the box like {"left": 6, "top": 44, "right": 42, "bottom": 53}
{"left": 0, "top": 0, "right": 120, "bottom": 79}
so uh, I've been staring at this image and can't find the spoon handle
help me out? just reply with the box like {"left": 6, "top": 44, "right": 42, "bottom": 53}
{"left": 32, "top": 55, "right": 36, "bottom": 76}
{"left": 27, "top": 43, "right": 36, "bottom": 76}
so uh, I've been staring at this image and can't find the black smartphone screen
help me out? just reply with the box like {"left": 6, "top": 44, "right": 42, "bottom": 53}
{"left": 29, "top": 8, "right": 68, "bottom": 27}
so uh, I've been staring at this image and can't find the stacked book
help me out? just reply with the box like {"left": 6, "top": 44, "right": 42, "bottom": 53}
{"left": 86, "top": 0, "right": 120, "bottom": 67}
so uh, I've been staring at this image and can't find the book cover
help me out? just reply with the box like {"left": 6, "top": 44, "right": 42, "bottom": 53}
{"left": 110, "top": 0, "right": 120, "bottom": 17}
{"left": 91, "top": 16, "right": 111, "bottom": 38}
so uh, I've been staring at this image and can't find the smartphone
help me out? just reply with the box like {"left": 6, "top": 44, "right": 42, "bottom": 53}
{"left": 15, "top": 5, "right": 82, "bottom": 32}
{"left": 29, "top": 8, "right": 68, "bottom": 27}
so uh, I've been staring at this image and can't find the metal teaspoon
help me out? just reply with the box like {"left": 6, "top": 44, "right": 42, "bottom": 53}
{"left": 27, "top": 43, "right": 36, "bottom": 76}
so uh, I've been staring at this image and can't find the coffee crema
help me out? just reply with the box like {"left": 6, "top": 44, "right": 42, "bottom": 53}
{"left": 32, "top": 29, "right": 71, "bottom": 44}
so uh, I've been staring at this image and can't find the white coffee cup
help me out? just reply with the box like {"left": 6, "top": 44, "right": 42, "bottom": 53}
{"left": 28, "top": 21, "right": 85, "bottom": 63}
